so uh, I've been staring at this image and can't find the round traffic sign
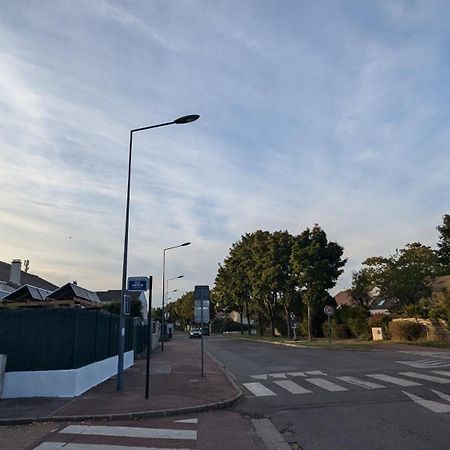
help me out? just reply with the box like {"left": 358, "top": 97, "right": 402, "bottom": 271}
{"left": 324, "top": 305, "right": 335, "bottom": 316}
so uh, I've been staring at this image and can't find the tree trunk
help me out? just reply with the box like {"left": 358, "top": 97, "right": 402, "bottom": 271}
{"left": 285, "top": 304, "right": 291, "bottom": 340}
{"left": 307, "top": 298, "right": 312, "bottom": 341}
{"left": 258, "top": 311, "right": 264, "bottom": 336}
{"left": 245, "top": 303, "right": 251, "bottom": 335}
{"left": 240, "top": 311, "right": 243, "bottom": 335}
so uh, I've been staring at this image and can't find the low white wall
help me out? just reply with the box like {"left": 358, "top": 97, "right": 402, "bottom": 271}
{"left": 1, "top": 351, "right": 134, "bottom": 399}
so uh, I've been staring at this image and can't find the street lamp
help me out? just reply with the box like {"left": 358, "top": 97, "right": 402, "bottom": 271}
{"left": 161, "top": 244, "right": 190, "bottom": 351}
{"left": 117, "top": 115, "right": 199, "bottom": 391}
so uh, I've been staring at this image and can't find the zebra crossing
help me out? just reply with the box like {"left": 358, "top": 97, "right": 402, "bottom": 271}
{"left": 242, "top": 370, "right": 450, "bottom": 401}
{"left": 33, "top": 418, "right": 198, "bottom": 450}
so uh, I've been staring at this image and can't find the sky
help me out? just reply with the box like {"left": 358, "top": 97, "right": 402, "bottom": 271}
{"left": 1, "top": 0, "right": 449, "bottom": 307}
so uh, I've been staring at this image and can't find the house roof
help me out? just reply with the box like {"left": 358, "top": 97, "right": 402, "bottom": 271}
{"left": 334, "top": 289, "right": 353, "bottom": 306}
{"left": 431, "top": 275, "right": 450, "bottom": 292}
{"left": 3, "top": 284, "right": 52, "bottom": 302}
{"left": 0, "top": 261, "right": 58, "bottom": 291}
{"left": 47, "top": 282, "right": 101, "bottom": 304}
{"left": 96, "top": 290, "right": 142, "bottom": 304}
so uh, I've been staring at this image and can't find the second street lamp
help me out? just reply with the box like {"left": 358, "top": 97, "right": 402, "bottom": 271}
{"left": 161, "top": 244, "right": 190, "bottom": 351}
{"left": 117, "top": 115, "right": 199, "bottom": 391}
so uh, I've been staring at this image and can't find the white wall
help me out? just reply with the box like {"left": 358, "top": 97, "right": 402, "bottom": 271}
{"left": 1, "top": 351, "right": 134, "bottom": 399}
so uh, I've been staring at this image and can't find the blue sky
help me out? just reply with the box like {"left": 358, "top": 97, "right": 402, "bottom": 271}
{"left": 1, "top": 1, "right": 449, "bottom": 306}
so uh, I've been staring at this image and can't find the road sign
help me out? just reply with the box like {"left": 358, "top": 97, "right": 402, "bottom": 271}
{"left": 194, "top": 285, "right": 209, "bottom": 300}
{"left": 127, "top": 276, "right": 149, "bottom": 291}
{"left": 324, "top": 305, "right": 335, "bottom": 316}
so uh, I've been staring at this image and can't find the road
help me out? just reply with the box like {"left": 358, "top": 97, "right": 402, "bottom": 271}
{"left": 205, "top": 335, "right": 450, "bottom": 450}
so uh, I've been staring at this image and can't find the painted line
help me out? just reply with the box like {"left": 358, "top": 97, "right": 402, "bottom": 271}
{"left": 431, "top": 390, "right": 450, "bottom": 402}
{"left": 250, "top": 374, "right": 268, "bottom": 380}
{"left": 251, "top": 418, "right": 292, "bottom": 450}
{"left": 273, "top": 380, "right": 313, "bottom": 394}
{"left": 400, "top": 372, "right": 450, "bottom": 384}
{"left": 286, "top": 372, "right": 306, "bottom": 377}
{"left": 34, "top": 443, "right": 194, "bottom": 450}
{"left": 59, "top": 425, "right": 197, "bottom": 440}
{"left": 337, "top": 376, "right": 386, "bottom": 390}
{"left": 174, "top": 418, "right": 198, "bottom": 424}
{"left": 305, "top": 378, "right": 347, "bottom": 392}
{"left": 403, "top": 391, "right": 450, "bottom": 413}
{"left": 305, "top": 370, "right": 327, "bottom": 376}
{"left": 268, "top": 373, "right": 287, "bottom": 379}
{"left": 432, "top": 371, "right": 450, "bottom": 377}
{"left": 367, "top": 374, "right": 421, "bottom": 387}
{"left": 243, "top": 382, "right": 277, "bottom": 397}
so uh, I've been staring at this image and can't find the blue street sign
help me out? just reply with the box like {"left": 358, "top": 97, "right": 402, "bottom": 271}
{"left": 127, "top": 276, "right": 149, "bottom": 291}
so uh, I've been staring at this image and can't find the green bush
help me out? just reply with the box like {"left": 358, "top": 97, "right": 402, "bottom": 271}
{"left": 368, "top": 313, "right": 392, "bottom": 339}
{"left": 322, "top": 320, "right": 352, "bottom": 338}
{"left": 388, "top": 320, "right": 426, "bottom": 341}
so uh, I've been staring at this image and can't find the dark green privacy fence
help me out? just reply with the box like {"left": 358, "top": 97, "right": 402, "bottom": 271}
{"left": 0, "top": 309, "right": 136, "bottom": 372}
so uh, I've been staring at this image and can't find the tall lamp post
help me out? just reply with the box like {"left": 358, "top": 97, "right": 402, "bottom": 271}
{"left": 161, "top": 244, "right": 190, "bottom": 351}
{"left": 117, "top": 114, "right": 199, "bottom": 391}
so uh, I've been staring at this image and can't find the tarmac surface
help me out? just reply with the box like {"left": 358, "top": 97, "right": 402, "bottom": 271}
{"left": 0, "top": 334, "right": 242, "bottom": 425}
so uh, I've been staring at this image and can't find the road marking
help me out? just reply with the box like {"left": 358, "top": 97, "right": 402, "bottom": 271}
{"left": 305, "top": 370, "right": 327, "bottom": 376}
{"left": 432, "top": 370, "right": 450, "bottom": 377}
{"left": 174, "top": 418, "right": 198, "bottom": 424}
{"left": 274, "top": 380, "right": 313, "bottom": 394}
{"left": 59, "top": 425, "right": 197, "bottom": 440}
{"left": 399, "top": 372, "right": 450, "bottom": 384}
{"left": 286, "top": 372, "right": 306, "bottom": 377}
{"left": 337, "top": 376, "right": 386, "bottom": 390}
{"left": 250, "top": 374, "right": 268, "bottom": 380}
{"left": 403, "top": 391, "right": 450, "bottom": 413}
{"left": 243, "top": 382, "right": 277, "bottom": 396}
{"left": 251, "top": 418, "right": 292, "bottom": 450}
{"left": 35, "top": 444, "right": 194, "bottom": 450}
{"left": 366, "top": 374, "right": 421, "bottom": 387}
{"left": 431, "top": 390, "right": 450, "bottom": 402}
{"left": 268, "top": 373, "right": 287, "bottom": 379}
{"left": 305, "top": 378, "right": 348, "bottom": 392}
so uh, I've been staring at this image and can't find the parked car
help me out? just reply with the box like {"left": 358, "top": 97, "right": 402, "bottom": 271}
{"left": 189, "top": 328, "right": 202, "bottom": 339}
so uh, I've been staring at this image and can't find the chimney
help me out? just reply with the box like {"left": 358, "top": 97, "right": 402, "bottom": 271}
{"left": 9, "top": 259, "right": 22, "bottom": 286}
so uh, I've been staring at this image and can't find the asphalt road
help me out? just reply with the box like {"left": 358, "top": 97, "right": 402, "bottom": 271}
{"left": 205, "top": 335, "right": 450, "bottom": 450}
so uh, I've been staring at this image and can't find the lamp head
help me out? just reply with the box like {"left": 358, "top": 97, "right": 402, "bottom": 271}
{"left": 174, "top": 115, "right": 200, "bottom": 124}
{"left": 181, "top": 242, "right": 191, "bottom": 247}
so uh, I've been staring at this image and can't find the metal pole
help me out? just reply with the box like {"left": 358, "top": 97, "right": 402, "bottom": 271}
{"left": 201, "top": 295, "right": 204, "bottom": 378}
{"left": 328, "top": 314, "right": 331, "bottom": 345}
{"left": 117, "top": 130, "right": 134, "bottom": 391}
{"left": 161, "top": 249, "right": 166, "bottom": 351}
{"left": 145, "top": 276, "right": 153, "bottom": 399}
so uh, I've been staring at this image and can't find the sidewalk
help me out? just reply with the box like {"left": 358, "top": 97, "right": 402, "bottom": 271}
{"left": 0, "top": 334, "right": 242, "bottom": 425}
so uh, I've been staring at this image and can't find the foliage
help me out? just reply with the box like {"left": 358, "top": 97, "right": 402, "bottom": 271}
{"left": 213, "top": 225, "right": 346, "bottom": 339}
{"left": 367, "top": 313, "right": 392, "bottom": 339}
{"left": 331, "top": 305, "right": 370, "bottom": 338}
{"left": 436, "top": 214, "right": 450, "bottom": 268}
{"left": 388, "top": 320, "right": 426, "bottom": 341}
{"left": 102, "top": 299, "right": 143, "bottom": 319}
{"left": 350, "top": 269, "right": 372, "bottom": 307}
{"left": 361, "top": 243, "right": 442, "bottom": 307}
{"left": 165, "top": 291, "right": 194, "bottom": 328}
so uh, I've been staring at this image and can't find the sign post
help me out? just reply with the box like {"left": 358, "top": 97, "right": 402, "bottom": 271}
{"left": 323, "top": 305, "right": 335, "bottom": 344}
{"left": 290, "top": 312, "right": 298, "bottom": 340}
{"left": 145, "top": 276, "right": 153, "bottom": 400}
{"left": 194, "top": 285, "right": 210, "bottom": 378}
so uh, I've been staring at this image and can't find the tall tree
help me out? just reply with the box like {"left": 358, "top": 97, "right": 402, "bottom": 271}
{"left": 437, "top": 214, "right": 450, "bottom": 269}
{"left": 291, "top": 224, "right": 346, "bottom": 340}
{"left": 363, "top": 243, "right": 442, "bottom": 307}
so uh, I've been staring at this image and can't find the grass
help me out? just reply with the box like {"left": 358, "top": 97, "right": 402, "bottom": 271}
{"left": 233, "top": 333, "right": 450, "bottom": 350}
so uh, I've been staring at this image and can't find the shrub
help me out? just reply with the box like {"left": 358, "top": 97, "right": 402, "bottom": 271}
{"left": 322, "top": 320, "right": 352, "bottom": 339}
{"left": 388, "top": 320, "right": 426, "bottom": 341}
{"left": 368, "top": 313, "right": 392, "bottom": 340}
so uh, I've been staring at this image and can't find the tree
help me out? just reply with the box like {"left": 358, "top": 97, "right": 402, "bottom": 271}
{"left": 291, "top": 224, "right": 347, "bottom": 340}
{"left": 166, "top": 291, "right": 194, "bottom": 328}
{"left": 437, "top": 214, "right": 450, "bottom": 269}
{"left": 350, "top": 269, "right": 372, "bottom": 308}
{"left": 363, "top": 243, "right": 442, "bottom": 307}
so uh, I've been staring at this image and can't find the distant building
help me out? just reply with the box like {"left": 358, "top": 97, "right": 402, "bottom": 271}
{"left": 0, "top": 259, "right": 58, "bottom": 298}
{"left": 334, "top": 289, "right": 353, "bottom": 307}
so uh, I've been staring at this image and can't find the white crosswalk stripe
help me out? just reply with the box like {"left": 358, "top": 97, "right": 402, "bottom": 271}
{"left": 403, "top": 391, "right": 450, "bottom": 414}
{"left": 243, "top": 382, "right": 277, "bottom": 396}
{"left": 273, "top": 380, "right": 313, "bottom": 394}
{"left": 432, "top": 370, "right": 450, "bottom": 377}
{"left": 33, "top": 420, "right": 198, "bottom": 450}
{"left": 305, "top": 378, "right": 348, "bottom": 392}
{"left": 400, "top": 372, "right": 450, "bottom": 384}
{"left": 337, "top": 376, "right": 386, "bottom": 390}
{"left": 366, "top": 373, "right": 421, "bottom": 387}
